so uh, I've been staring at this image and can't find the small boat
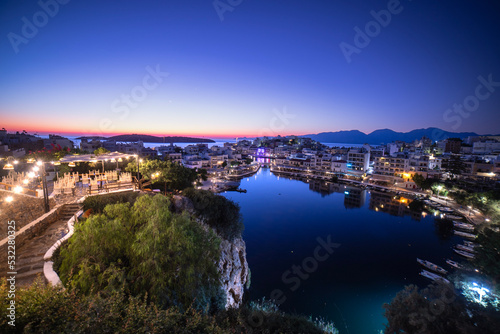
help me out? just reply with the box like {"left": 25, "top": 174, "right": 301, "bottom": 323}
{"left": 454, "top": 248, "right": 475, "bottom": 259}
{"left": 446, "top": 215, "right": 462, "bottom": 220}
{"left": 419, "top": 270, "right": 450, "bottom": 284}
{"left": 456, "top": 244, "right": 475, "bottom": 253}
{"left": 454, "top": 231, "right": 477, "bottom": 239}
{"left": 453, "top": 222, "right": 475, "bottom": 231}
{"left": 446, "top": 259, "right": 463, "bottom": 269}
{"left": 417, "top": 258, "right": 448, "bottom": 275}
{"left": 463, "top": 240, "right": 477, "bottom": 248}
{"left": 441, "top": 208, "right": 454, "bottom": 213}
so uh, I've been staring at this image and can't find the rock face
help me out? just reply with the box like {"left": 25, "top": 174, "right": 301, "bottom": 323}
{"left": 171, "top": 195, "right": 195, "bottom": 213}
{"left": 172, "top": 194, "right": 249, "bottom": 309}
{"left": 218, "top": 236, "right": 249, "bottom": 309}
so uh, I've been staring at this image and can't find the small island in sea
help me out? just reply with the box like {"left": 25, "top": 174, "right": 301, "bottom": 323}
{"left": 77, "top": 133, "right": 215, "bottom": 144}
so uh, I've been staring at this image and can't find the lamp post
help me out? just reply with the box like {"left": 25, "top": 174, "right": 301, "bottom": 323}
{"left": 35, "top": 161, "right": 50, "bottom": 213}
{"left": 3, "top": 158, "right": 50, "bottom": 213}
{"left": 136, "top": 154, "right": 142, "bottom": 190}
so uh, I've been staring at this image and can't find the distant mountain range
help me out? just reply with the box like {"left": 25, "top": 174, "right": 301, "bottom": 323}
{"left": 77, "top": 134, "right": 215, "bottom": 143}
{"left": 303, "top": 128, "right": 488, "bottom": 145}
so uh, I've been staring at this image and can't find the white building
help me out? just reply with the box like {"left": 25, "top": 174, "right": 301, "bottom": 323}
{"left": 473, "top": 141, "right": 500, "bottom": 154}
{"left": 347, "top": 148, "right": 370, "bottom": 173}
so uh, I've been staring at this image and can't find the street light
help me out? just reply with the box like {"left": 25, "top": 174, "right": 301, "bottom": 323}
{"left": 34, "top": 160, "right": 50, "bottom": 213}
{"left": 2, "top": 158, "right": 49, "bottom": 213}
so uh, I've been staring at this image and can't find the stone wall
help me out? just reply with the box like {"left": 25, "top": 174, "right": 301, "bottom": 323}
{"left": 0, "top": 204, "right": 64, "bottom": 257}
{"left": 0, "top": 191, "right": 56, "bottom": 239}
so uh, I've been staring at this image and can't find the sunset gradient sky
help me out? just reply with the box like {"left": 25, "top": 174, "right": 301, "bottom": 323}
{"left": 1, "top": 0, "right": 500, "bottom": 138}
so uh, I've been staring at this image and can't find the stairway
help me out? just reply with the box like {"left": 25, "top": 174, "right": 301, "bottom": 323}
{"left": 14, "top": 203, "right": 82, "bottom": 287}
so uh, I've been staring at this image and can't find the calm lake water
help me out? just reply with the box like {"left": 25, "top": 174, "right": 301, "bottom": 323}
{"left": 222, "top": 168, "right": 463, "bottom": 334}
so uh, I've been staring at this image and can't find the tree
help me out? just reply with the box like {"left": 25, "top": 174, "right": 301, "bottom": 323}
{"left": 384, "top": 283, "right": 490, "bottom": 334}
{"left": 221, "top": 161, "right": 227, "bottom": 168}
{"left": 475, "top": 227, "right": 500, "bottom": 292}
{"left": 412, "top": 173, "right": 425, "bottom": 188}
{"left": 94, "top": 147, "right": 110, "bottom": 156}
{"left": 431, "top": 183, "right": 448, "bottom": 197}
{"left": 58, "top": 194, "right": 222, "bottom": 311}
{"left": 183, "top": 188, "right": 244, "bottom": 241}
{"left": 126, "top": 159, "right": 198, "bottom": 192}
{"left": 442, "top": 154, "right": 466, "bottom": 178}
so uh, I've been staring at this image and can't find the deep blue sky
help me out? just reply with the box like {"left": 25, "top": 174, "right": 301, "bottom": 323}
{"left": 1, "top": 0, "right": 499, "bottom": 137}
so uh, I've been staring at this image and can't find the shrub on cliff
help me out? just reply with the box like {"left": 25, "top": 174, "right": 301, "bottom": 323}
{"left": 182, "top": 188, "right": 244, "bottom": 241}
{"left": 59, "top": 194, "right": 222, "bottom": 311}
{"left": 82, "top": 191, "right": 141, "bottom": 213}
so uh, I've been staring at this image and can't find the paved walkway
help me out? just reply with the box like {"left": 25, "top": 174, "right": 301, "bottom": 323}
{"left": 0, "top": 203, "right": 81, "bottom": 287}
{"left": 429, "top": 195, "right": 486, "bottom": 225}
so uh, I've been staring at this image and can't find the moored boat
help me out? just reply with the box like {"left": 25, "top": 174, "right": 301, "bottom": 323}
{"left": 454, "top": 248, "right": 475, "bottom": 259}
{"left": 417, "top": 258, "right": 448, "bottom": 275}
{"left": 463, "top": 240, "right": 477, "bottom": 248}
{"left": 453, "top": 221, "right": 475, "bottom": 231}
{"left": 446, "top": 215, "right": 462, "bottom": 220}
{"left": 454, "top": 231, "right": 477, "bottom": 239}
{"left": 446, "top": 259, "right": 463, "bottom": 269}
{"left": 456, "top": 244, "right": 475, "bottom": 253}
{"left": 419, "top": 270, "right": 450, "bottom": 284}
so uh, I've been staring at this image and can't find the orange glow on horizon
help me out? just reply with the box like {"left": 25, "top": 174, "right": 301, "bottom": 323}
{"left": 2, "top": 124, "right": 309, "bottom": 139}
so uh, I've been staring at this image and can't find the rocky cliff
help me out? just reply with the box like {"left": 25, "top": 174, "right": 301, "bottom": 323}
{"left": 218, "top": 236, "right": 249, "bottom": 308}
{"left": 172, "top": 195, "right": 249, "bottom": 309}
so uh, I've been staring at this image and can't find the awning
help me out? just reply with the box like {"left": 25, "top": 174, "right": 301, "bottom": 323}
{"left": 59, "top": 152, "right": 137, "bottom": 163}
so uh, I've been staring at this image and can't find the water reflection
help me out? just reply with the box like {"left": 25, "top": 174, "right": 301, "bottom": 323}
{"left": 343, "top": 186, "right": 366, "bottom": 209}
{"left": 369, "top": 189, "right": 421, "bottom": 220}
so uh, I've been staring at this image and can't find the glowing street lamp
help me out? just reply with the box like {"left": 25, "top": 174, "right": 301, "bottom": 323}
{"left": 5, "top": 196, "right": 13, "bottom": 203}
{"left": 3, "top": 163, "right": 14, "bottom": 170}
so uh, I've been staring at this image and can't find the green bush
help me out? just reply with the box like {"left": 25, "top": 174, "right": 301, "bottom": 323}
{"left": 82, "top": 191, "right": 141, "bottom": 213}
{"left": 183, "top": 188, "right": 244, "bottom": 241}
{"left": 0, "top": 278, "right": 337, "bottom": 333}
{"left": 0, "top": 278, "right": 230, "bottom": 334}
{"left": 59, "top": 194, "right": 222, "bottom": 312}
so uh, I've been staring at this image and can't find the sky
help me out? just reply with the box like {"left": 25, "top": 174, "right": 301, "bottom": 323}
{"left": 1, "top": 0, "right": 500, "bottom": 138}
